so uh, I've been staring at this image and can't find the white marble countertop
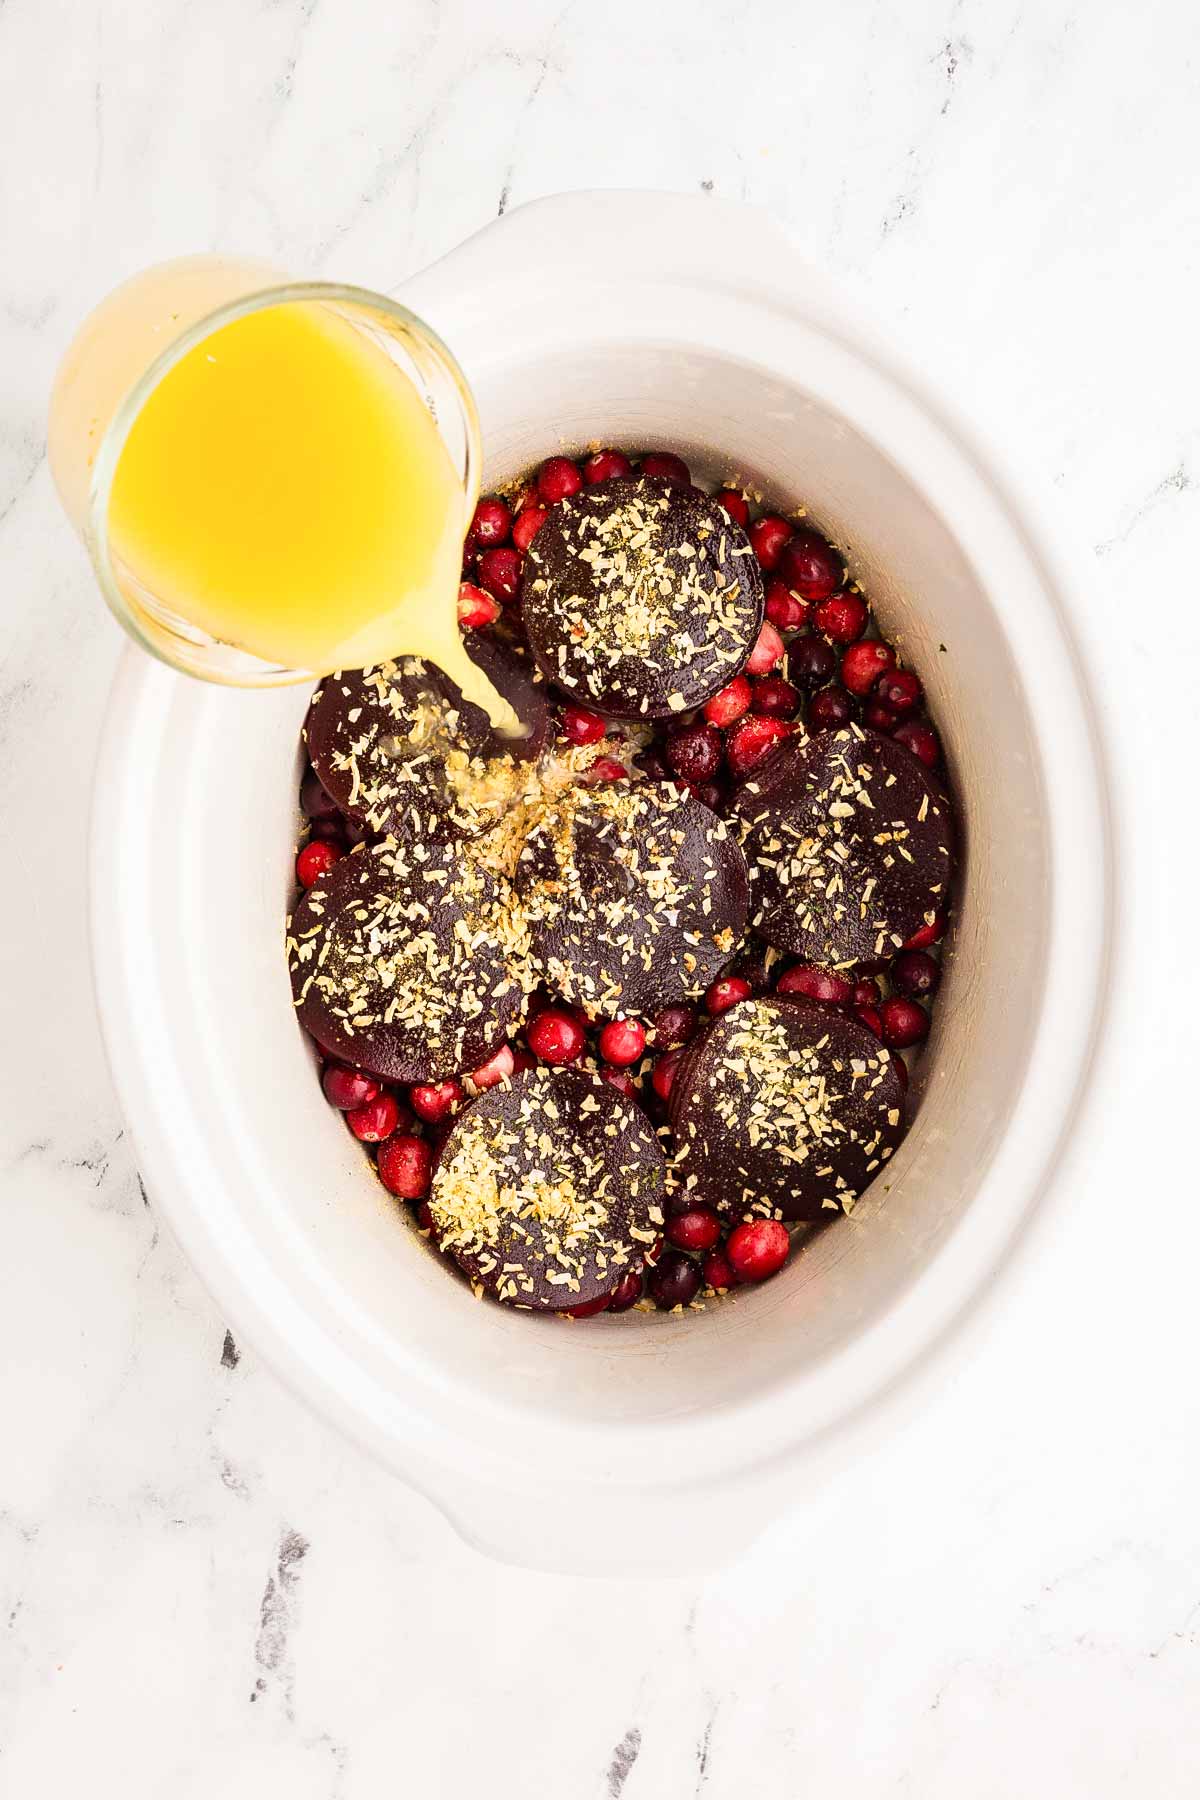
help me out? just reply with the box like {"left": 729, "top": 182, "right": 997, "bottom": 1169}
{"left": 2, "top": 1, "right": 1198, "bottom": 1793}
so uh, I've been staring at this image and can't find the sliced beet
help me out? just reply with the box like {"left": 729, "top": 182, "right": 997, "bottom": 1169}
{"left": 521, "top": 477, "right": 763, "bottom": 718}
{"left": 514, "top": 780, "right": 749, "bottom": 1020}
{"left": 728, "top": 724, "right": 954, "bottom": 964}
{"left": 303, "top": 635, "right": 549, "bottom": 845}
{"left": 668, "top": 994, "right": 907, "bottom": 1222}
{"left": 430, "top": 1066, "right": 667, "bottom": 1309}
{"left": 287, "top": 839, "right": 530, "bottom": 1083}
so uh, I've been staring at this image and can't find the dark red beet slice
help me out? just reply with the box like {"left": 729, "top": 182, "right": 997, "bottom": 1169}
{"left": 287, "top": 839, "right": 530, "bottom": 1083}
{"left": 303, "top": 635, "right": 549, "bottom": 845}
{"left": 430, "top": 1066, "right": 667, "bottom": 1309}
{"left": 521, "top": 477, "right": 763, "bottom": 718}
{"left": 668, "top": 994, "right": 907, "bottom": 1222}
{"left": 728, "top": 724, "right": 954, "bottom": 964}
{"left": 514, "top": 780, "right": 749, "bottom": 1020}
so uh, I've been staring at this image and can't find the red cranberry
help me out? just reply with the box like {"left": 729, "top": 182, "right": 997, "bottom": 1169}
{"left": 692, "top": 780, "right": 725, "bottom": 812}
{"left": 322, "top": 1064, "right": 381, "bottom": 1110}
{"left": 640, "top": 451, "right": 691, "bottom": 485}
{"left": 778, "top": 527, "right": 844, "bottom": 601}
{"left": 513, "top": 485, "right": 538, "bottom": 513}
{"left": 776, "top": 964, "right": 852, "bottom": 1005}
{"left": 608, "top": 1268, "right": 644, "bottom": 1312}
{"left": 457, "top": 581, "right": 501, "bottom": 629}
{"left": 727, "top": 1219, "right": 790, "bottom": 1282}
{"left": 409, "top": 1079, "right": 463, "bottom": 1123}
{"left": 511, "top": 506, "right": 548, "bottom": 553}
{"left": 666, "top": 1206, "right": 722, "bottom": 1253}
{"left": 891, "top": 949, "right": 941, "bottom": 999}
{"left": 815, "top": 591, "right": 868, "bottom": 644}
{"left": 583, "top": 448, "right": 633, "bottom": 484}
{"left": 296, "top": 839, "right": 341, "bottom": 887}
{"left": 562, "top": 704, "right": 608, "bottom": 746}
{"left": 875, "top": 668, "right": 923, "bottom": 717}
{"left": 749, "top": 515, "right": 794, "bottom": 572}
{"left": 648, "top": 1249, "right": 702, "bottom": 1310}
{"left": 894, "top": 721, "right": 941, "bottom": 768}
{"left": 599, "top": 1017, "right": 647, "bottom": 1067}
{"left": 806, "top": 685, "right": 854, "bottom": 732}
{"left": 715, "top": 489, "right": 750, "bottom": 527}
{"left": 764, "top": 579, "right": 811, "bottom": 632}
{"left": 852, "top": 976, "right": 881, "bottom": 1008}
{"left": 527, "top": 1009, "right": 586, "bottom": 1065}
{"left": 476, "top": 546, "right": 522, "bottom": 604}
{"left": 705, "top": 975, "right": 752, "bottom": 1016}
{"left": 842, "top": 640, "right": 896, "bottom": 697}
{"left": 904, "top": 910, "right": 948, "bottom": 950}
{"left": 346, "top": 1093, "right": 400, "bottom": 1143}
{"left": 789, "top": 634, "right": 837, "bottom": 687}
{"left": 702, "top": 1248, "right": 736, "bottom": 1291}
{"left": 703, "top": 675, "right": 752, "bottom": 728}
{"left": 863, "top": 698, "right": 899, "bottom": 732}
{"left": 561, "top": 1290, "right": 613, "bottom": 1319}
{"left": 599, "top": 1068, "right": 637, "bottom": 1099}
{"left": 537, "top": 456, "right": 583, "bottom": 504}
{"left": 892, "top": 1054, "right": 909, "bottom": 1092}
{"left": 651, "top": 1049, "right": 683, "bottom": 1101}
{"left": 666, "top": 721, "right": 723, "bottom": 784}
{"left": 745, "top": 620, "right": 785, "bottom": 675}
{"left": 726, "top": 714, "right": 792, "bottom": 779}
{"left": 751, "top": 674, "right": 800, "bottom": 719}
{"left": 509, "top": 1049, "right": 538, "bottom": 1075}
{"left": 470, "top": 1044, "right": 515, "bottom": 1089}
{"left": 653, "top": 1005, "right": 696, "bottom": 1047}
{"left": 879, "top": 996, "right": 930, "bottom": 1049}
{"left": 468, "top": 495, "right": 511, "bottom": 548}
{"left": 588, "top": 756, "right": 628, "bottom": 783}
{"left": 300, "top": 766, "right": 340, "bottom": 822}
{"left": 855, "top": 1005, "right": 883, "bottom": 1038}
{"left": 376, "top": 1134, "right": 432, "bottom": 1200}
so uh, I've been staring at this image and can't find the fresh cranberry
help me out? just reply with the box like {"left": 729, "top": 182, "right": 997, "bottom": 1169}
{"left": 468, "top": 496, "right": 511, "bottom": 548}
{"left": 863, "top": 698, "right": 898, "bottom": 732}
{"left": 904, "top": 910, "right": 948, "bottom": 950}
{"left": 776, "top": 964, "right": 852, "bottom": 1005}
{"left": 296, "top": 839, "right": 341, "bottom": 887}
{"left": 537, "top": 456, "right": 583, "bottom": 504}
{"left": 778, "top": 527, "right": 844, "bottom": 601}
{"left": 789, "top": 635, "right": 837, "bottom": 686}
{"left": 815, "top": 591, "right": 868, "bottom": 644}
{"left": 322, "top": 1064, "right": 381, "bottom": 1110}
{"left": 751, "top": 674, "right": 800, "bottom": 719}
{"left": 561, "top": 1291, "right": 613, "bottom": 1319}
{"left": 651, "top": 1049, "right": 683, "bottom": 1101}
{"left": 726, "top": 715, "right": 792, "bottom": 779}
{"left": 806, "top": 685, "right": 854, "bottom": 732}
{"left": 511, "top": 506, "right": 548, "bottom": 553}
{"left": 726, "top": 1218, "right": 790, "bottom": 1282}
{"left": 702, "top": 1248, "right": 735, "bottom": 1290}
{"left": 470, "top": 1044, "right": 515, "bottom": 1089}
{"left": 892, "top": 1054, "right": 909, "bottom": 1092}
{"left": 842, "top": 640, "right": 896, "bottom": 697}
{"left": 640, "top": 451, "right": 691, "bottom": 485}
{"left": 513, "top": 485, "right": 538, "bottom": 513}
{"left": 457, "top": 581, "right": 501, "bottom": 629}
{"left": 891, "top": 949, "right": 941, "bottom": 999}
{"left": 706, "top": 975, "right": 752, "bottom": 1016}
{"left": 583, "top": 448, "right": 633, "bottom": 484}
{"left": 855, "top": 1005, "right": 883, "bottom": 1038}
{"left": 666, "top": 721, "right": 723, "bottom": 784}
{"left": 648, "top": 1249, "right": 702, "bottom": 1310}
{"left": 599, "top": 1017, "right": 647, "bottom": 1067}
{"left": 376, "top": 1134, "right": 432, "bottom": 1200}
{"left": 300, "top": 766, "right": 340, "bottom": 821}
{"left": 894, "top": 721, "right": 941, "bottom": 768}
{"left": 608, "top": 1268, "right": 644, "bottom": 1312}
{"left": 653, "top": 1005, "right": 696, "bottom": 1047}
{"left": 715, "top": 489, "right": 750, "bottom": 527}
{"left": 599, "top": 1068, "right": 637, "bottom": 1099}
{"left": 666, "top": 1206, "right": 722, "bottom": 1253}
{"left": 588, "top": 756, "right": 628, "bottom": 782}
{"left": 764, "top": 579, "right": 811, "bottom": 632}
{"left": 562, "top": 704, "right": 608, "bottom": 746}
{"left": 409, "top": 1079, "right": 463, "bottom": 1123}
{"left": 476, "top": 546, "right": 522, "bottom": 604}
{"left": 703, "top": 675, "right": 752, "bottom": 728}
{"left": 346, "top": 1093, "right": 401, "bottom": 1143}
{"left": 875, "top": 668, "right": 923, "bottom": 717}
{"left": 415, "top": 1200, "right": 438, "bottom": 1234}
{"left": 692, "top": 780, "right": 725, "bottom": 812}
{"left": 746, "top": 620, "right": 785, "bottom": 675}
{"left": 509, "top": 1049, "right": 538, "bottom": 1075}
{"left": 879, "top": 996, "right": 930, "bottom": 1049}
{"left": 527, "top": 1009, "right": 587, "bottom": 1064}
{"left": 852, "top": 976, "right": 881, "bottom": 1008}
{"left": 749, "top": 515, "right": 794, "bottom": 572}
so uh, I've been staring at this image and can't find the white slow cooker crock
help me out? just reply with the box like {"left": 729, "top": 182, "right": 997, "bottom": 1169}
{"left": 90, "top": 191, "right": 1122, "bottom": 1574}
